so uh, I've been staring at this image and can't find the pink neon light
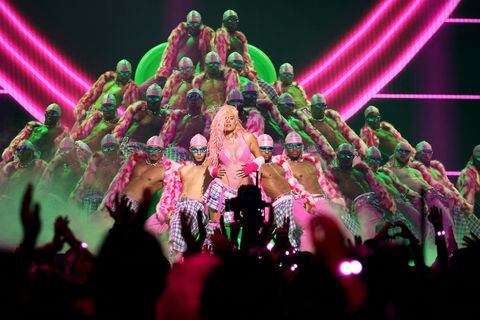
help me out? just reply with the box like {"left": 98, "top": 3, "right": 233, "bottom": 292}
{"left": 298, "top": 0, "right": 395, "bottom": 86}
{"left": 445, "top": 18, "right": 480, "bottom": 24}
{"left": 0, "top": 70, "right": 44, "bottom": 121}
{"left": 341, "top": 0, "right": 461, "bottom": 120}
{"left": 0, "top": 88, "right": 6, "bottom": 94}
{"left": 0, "top": 32, "right": 76, "bottom": 109}
{"left": 446, "top": 171, "right": 461, "bottom": 176}
{"left": 0, "top": 1, "right": 92, "bottom": 90}
{"left": 373, "top": 93, "right": 480, "bottom": 100}
{"left": 324, "top": 0, "right": 421, "bottom": 96}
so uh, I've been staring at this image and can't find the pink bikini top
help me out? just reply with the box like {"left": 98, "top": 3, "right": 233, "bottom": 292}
{"left": 219, "top": 131, "right": 252, "bottom": 166}
{"left": 218, "top": 132, "right": 253, "bottom": 189}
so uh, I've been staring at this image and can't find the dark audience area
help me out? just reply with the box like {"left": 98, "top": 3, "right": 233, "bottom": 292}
{"left": 1, "top": 184, "right": 479, "bottom": 320}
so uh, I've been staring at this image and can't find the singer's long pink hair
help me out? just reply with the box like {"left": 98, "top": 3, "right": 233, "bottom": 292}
{"left": 206, "top": 105, "right": 245, "bottom": 168}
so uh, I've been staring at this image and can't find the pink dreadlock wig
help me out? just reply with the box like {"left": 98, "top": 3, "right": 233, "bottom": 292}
{"left": 207, "top": 105, "right": 245, "bottom": 168}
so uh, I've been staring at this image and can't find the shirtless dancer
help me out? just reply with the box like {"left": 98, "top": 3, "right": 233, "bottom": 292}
{"left": 413, "top": 141, "right": 471, "bottom": 211}
{"left": 360, "top": 105, "right": 411, "bottom": 163}
{"left": 173, "top": 88, "right": 207, "bottom": 148}
{"left": 192, "top": 52, "right": 239, "bottom": 130}
{"left": 167, "top": 134, "right": 210, "bottom": 260}
{"left": 258, "top": 134, "right": 304, "bottom": 247}
{"left": 327, "top": 144, "right": 397, "bottom": 240}
{"left": 215, "top": 10, "right": 255, "bottom": 72}
{"left": 112, "top": 83, "right": 168, "bottom": 154}
{"left": 72, "top": 134, "right": 124, "bottom": 213}
{"left": 74, "top": 59, "right": 137, "bottom": 124}
{"left": 203, "top": 105, "right": 264, "bottom": 224}
{"left": 276, "top": 93, "right": 315, "bottom": 146}
{"left": 308, "top": 94, "right": 367, "bottom": 157}
{"left": 276, "top": 93, "right": 335, "bottom": 161}
{"left": 458, "top": 145, "right": 480, "bottom": 217}
{"left": 40, "top": 137, "right": 91, "bottom": 201}
{"left": 272, "top": 132, "right": 351, "bottom": 247}
{"left": 230, "top": 83, "right": 264, "bottom": 136}
{"left": 161, "top": 57, "right": 195, "bottom": 111}
{"left": 226, "top": 52, "right": 279, "bottom": 105}
{"left": 2, "top": 103, "right": 68, "bottom": 164}
{"left": 153, "top": 10, "right": 214, "bottom": 87}
{"left": 0, "top": 140, "right": 48, "bottom": 197}
{"left": 365, "top": 146, "right": 423, "bottom": 236}
{"left": 387, "top": 142, "right": 457, "bottom": 252}
{"left": 412, "top": 141, "right": 480, "bottom": 239}
{"left": 156, "top": 57, "right": 196, "bottom": 145}
{"left": 273, "top": 63, "right": 310, "bottom": 110}
{"left": 102, "top": 136, "right": 167, "bottom": 212}
{"left": 72, "top": 93, "right": 119, "bottom": 152}
{"left": 240, "top": 81, "right": 289, "bottom": 139}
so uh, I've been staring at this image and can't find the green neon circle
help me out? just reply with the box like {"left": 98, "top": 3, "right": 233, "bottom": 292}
{"left": 134, "top": 43, "right": 277, "bottom": 85}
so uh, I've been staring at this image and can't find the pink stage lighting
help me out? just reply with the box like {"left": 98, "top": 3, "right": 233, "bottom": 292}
{"left": 323, "top": 0, "right": 421, "bottom": 97}
{"left": 445, "top": 18, "right": 480, "bottom": 24}
{"left": 0, "top": 32, "right": 77, "bottom": 109}
{"left": 0, "top": 0, "right": 94, "bottom": 125}
{"left": 373, "top": 93, "right": 480, "bottom": 100}
{"left": 298, "top": 0, "right": 395, "bottom": 86}
{"left": 446, "top": 171, "right": 461, "bottom": 176}
{"left": 0, "top": 1, "right": 92, "bottom": 91}
{"left": 298, "top": 0, "right": 461, "bottom": 121}
{"left": 0, "top": 70, "right": 45, "bottom": 121}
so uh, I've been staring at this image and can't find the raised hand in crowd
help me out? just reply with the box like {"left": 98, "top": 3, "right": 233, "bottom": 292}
{"left": 19, "top": 184, "right": 41, "bottom": 252}
{"left": 428, "top": 206, "right": 449, "bottom": 270}
{"left": 106, "top": 191, "right": 151, "bottom": 230}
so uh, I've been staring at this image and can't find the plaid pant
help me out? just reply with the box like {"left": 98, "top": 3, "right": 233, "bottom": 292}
{"left": 351, "top": 192, "right": 386, "bottom": 240}
{"left": 82, "top": 188, "right": 104, "bottom": 214}
{"left": 340, "top": 212, "right": 361, "bottom": 237}
{"left": 273, "top": 194, "right": 301, "bottom": 248}
{"left": 169, "top": 197, "right": 207, "bottom": 255}
{"left": 453, "top": 208, "right": 480, "bottom": 244}
{"left": 203, "top": 179, "right": 237, "bottom": 221}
